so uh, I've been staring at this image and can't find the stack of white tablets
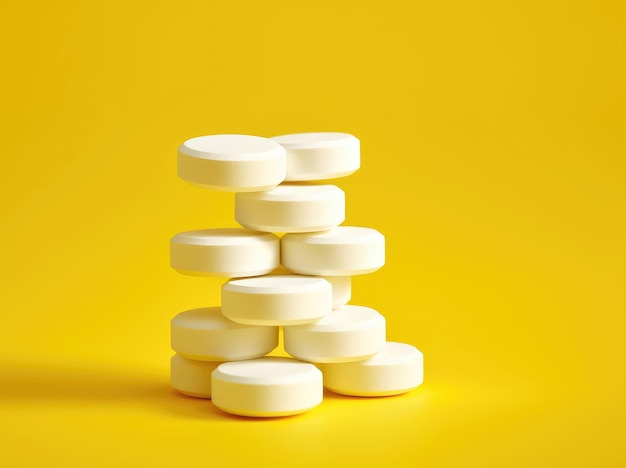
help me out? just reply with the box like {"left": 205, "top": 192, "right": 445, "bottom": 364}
{"left": 170, "top": 132, "right": 424, "bottom": 417}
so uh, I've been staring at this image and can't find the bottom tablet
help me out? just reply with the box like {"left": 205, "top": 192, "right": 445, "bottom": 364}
{"left": 170, "top": 354, "right": 221, "bottom": 398}
{"left": 211, "top": 357, "right": 323, "bottom": 417}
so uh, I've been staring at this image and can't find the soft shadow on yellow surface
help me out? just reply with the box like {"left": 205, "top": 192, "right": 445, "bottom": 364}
{"left": 0, "top": 358, "right": 433, "bottom": 420}
{"left": 0, "top": 360, "right": 219, "bottom": 420}
{"left": 0, "top": 358, "right": 623, "bottom": 466}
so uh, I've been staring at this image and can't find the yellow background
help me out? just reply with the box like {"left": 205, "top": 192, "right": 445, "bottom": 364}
{"left": 1, "top": 1, "right": 625, "bottom": 466}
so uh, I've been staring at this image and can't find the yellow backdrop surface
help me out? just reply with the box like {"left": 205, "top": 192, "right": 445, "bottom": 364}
{"left": 1, "top": 1, "right": 625, "bottom": 466}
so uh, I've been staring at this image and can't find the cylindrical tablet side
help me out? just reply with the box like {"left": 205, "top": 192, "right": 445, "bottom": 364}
{"left": 170, "top": 228, "right": 279, "bottom": 277}
{"left": 281, "top": 227, "right": 385, "bottom": 276}
{"left": 324, "top": 275, "right": 351, "bottom": 308}
{"left": 283, "top": 305, "right": 387, "bottom": 363}
{"left": 317, "top": 342, "right": 424, "bottom": 397}
{"left": 271, "top": 132, "right": 360, "bottom": 181}
{"left": 170, "top": 354, "right": 221, "bottom": 399}
{"left": 211, "top": 358, "right": 323, "bottom": 417}
{"left": 171, "top": 307, "right": 279, "bottom": 361}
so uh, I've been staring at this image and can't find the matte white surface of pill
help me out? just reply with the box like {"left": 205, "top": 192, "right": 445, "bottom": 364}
{"left": 170, "top": 354, "right": 220, "bottom": 399}
{"left": 267, "top": 267, "right": 351, "bottom": 308}
{"left": 317, "top": 342, "right": 424, "bottom": 397}
{"left": 211, "top": 357, "right": 323, "bottom": 417}
{"left": 271, "top": 132, "right": 360, "bottom": 181}
{"left": 281, "top": 226, "right": 385, "bottom": 276}
{"left": 284, "top": 305, "right": 386, "bottom": 363}
{"left": 171, "top": 307, "right": 278, "bottom": 361}
{"left": 235, "top": 184, "right": 345, "bottom": 233}
{"left": 178, "top": 134, "right": 286, "bottom": 192}
{"left": 170, "top": 228, "right": 279, "bottom": 277}
{"left": 221, "top": 275, "right": 332, "bottom": 325}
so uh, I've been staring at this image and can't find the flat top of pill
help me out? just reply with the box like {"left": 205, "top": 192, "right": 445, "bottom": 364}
{"left": 180, "top": 135, "right": 283, "bottom": 160}
{"left": 215, "top": 357, "right": 319, "bottom": 385}
{"left": 285, "top": 226, "right": 382, "bottom": 244}
{"left": 239, "top": 184, "right": 342, "bottom": 201}
{"left": 271, "top": 132, "right": 358, "bottom": 149}
{"left": 172, "top": 307, "right": 244, "bottom": 330}
{"left": 359, "top": 342, "right": 423, "bottom": 366}
{"left": 293, "top": 305, "right": 383, "bottom": 332}
{"left": 172, "top": 228, "right": 276, "bottom": 245}
{"left": 225, "top": 275, "right": 327, "bottom": 294}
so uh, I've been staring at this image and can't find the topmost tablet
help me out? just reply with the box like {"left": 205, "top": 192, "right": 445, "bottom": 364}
{"left": 271, "top": 132, "right": 360, "bottom": 181}
{"left": 178, "top": 134, "right": 286, "bottom": 192}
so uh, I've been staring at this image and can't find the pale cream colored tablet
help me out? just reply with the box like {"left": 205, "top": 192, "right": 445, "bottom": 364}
{"left": 267, "top": 267, "right": 351, "bottom": 308}
{"left": 170, "top": 228, "right": 279, "bottom": 277}
{"left": 171, "top": 307, "right": 278, "bottom": 361}
{"left": 281, "top": 226, "right": 385, "bottom": 276}
{"left": 235, "top": 184, "right": 345, "bottom": 233}
{"left": 324, "top": 275, "right": 351, "bottom": 308}
{"left": 271, "top": 132, "right": 360, "bottom": 181}
{"left": 170, "top": 354, "right": 221, "bottom": 399}
{"left": 178, "top": 134, "right": 286, "bottom": 192}
{"left": 211, "top": 357, "right": 323, "bottom": 417}
{"left": 317, "top": 342, "right": 424, "bottom": 397}
{"left": 283, "top": 305, "right": 386, "bottom": 363}
{"left": 221, "top": 275, "right": 332, "bottom": 325}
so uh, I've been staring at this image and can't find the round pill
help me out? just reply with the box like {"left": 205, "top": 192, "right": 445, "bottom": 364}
{"left": 267, "top": 267, "right": 351, "bottom": 308}
{"left": 283, "top": 305, "right": 386, "bottom": 363}
{"left": 235, "top": 184, "right": 345, "bottom": 233}
{"left": 211, "top": 357, "right": 323, "bottom": 417}
{"left": 170, "top": 354, "right": 221, "bottom": 399}
{"left": 221, "top": 275, "right": 332, "bottom": 326}
{"left": 178, "top": 134, "right": 286, "bottom": 192}
{"left": 171, "top": 307, "right": 278, "bottom": 361}
{"left": 281, "top": 226, "right": 385, "bottom": 276}
{"left": 271, "top": 132, "right": 360, "bottom": 181}
{"left": 170, "top": 228, "right": 279, "bottom": 278}
{"left": 317, "top": 342, "right": 424, "bottom": 397}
